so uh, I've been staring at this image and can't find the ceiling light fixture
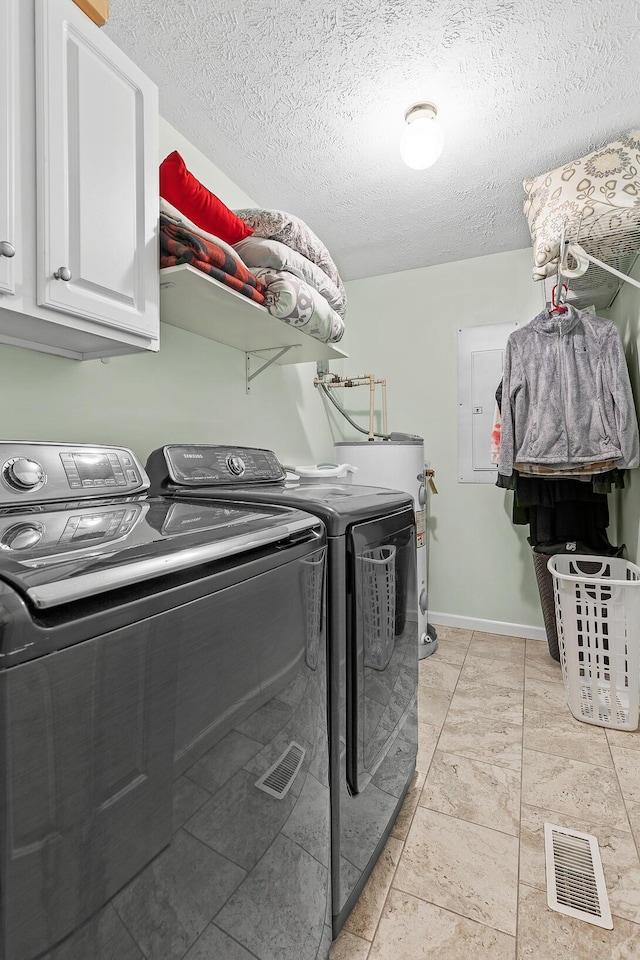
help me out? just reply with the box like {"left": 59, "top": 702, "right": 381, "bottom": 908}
{"left": 400, "top": 102, "right": 444, "bottom": 170}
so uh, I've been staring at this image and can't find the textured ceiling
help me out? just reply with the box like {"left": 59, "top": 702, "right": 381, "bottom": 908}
{"left": 105, "top": 0, "right": 640, "bottom": 281}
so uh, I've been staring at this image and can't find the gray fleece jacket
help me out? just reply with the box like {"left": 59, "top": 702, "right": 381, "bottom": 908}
{"left": 498, "top": 305, "right": 639, "bottom": 476}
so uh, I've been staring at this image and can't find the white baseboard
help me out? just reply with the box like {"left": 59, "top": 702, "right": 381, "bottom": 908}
{"left": 428, "top": 611, "right": 546, "bottom": 642}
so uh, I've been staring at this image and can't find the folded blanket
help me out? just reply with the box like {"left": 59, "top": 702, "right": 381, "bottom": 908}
{"left": 234, "top": 209, "right": 345, "bottom": 299}
{"left": 234, "top": 235, "right": 346, "bottom": 319}
{"left": 254, "top": 268, "right": 344, "bottom": 343}
{"left": 160, "top": 198, "right": 247, "bottom": 271}
{"left": 160, "top": 215, "right": 265, "bottom": 304}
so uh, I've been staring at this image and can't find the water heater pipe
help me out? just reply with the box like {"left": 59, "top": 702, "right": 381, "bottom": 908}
{"left": 369, "top": 376, "right": 375, "bottom": 440}
{"left": 381, "top": 381, "right": 388, "bottom": 436}
{"left": 314, "top": 373, "right": 389, "bottom": 440}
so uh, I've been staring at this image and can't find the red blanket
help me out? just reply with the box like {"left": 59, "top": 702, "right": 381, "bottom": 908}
{"left": 160, "top": 215, "right": 265, "bottom": 304}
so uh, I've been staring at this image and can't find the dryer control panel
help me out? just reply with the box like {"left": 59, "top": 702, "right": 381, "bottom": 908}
{"left": 148, "top": 444, "right": 286, "bottom": 487}
{"left": 0, "top": 442, "right": 148, "bottom": 505}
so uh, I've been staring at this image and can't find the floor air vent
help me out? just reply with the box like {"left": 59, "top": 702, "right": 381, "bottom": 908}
{"left": 544, "top": 823, "right": 613, "bottom": 929}
{"left": 255, "top": 742, "right": 306, "bottom": 799}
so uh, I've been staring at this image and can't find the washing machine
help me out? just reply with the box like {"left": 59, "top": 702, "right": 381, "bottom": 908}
{"left": 0, "top": 442, "right": 331, "bottom": 960}
{"left": 145, "top": 444, "right": 419, "bottom": 936}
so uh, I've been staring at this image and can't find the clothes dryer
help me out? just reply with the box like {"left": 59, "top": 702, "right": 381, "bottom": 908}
{"left": 335, "top": 438, "right": 437, "bottom": 658}
{"left": 0, "top": 441, "right": 331, "bottom": 960}
{"left": 146, "top": 444, "right": 419, "bottom": 936}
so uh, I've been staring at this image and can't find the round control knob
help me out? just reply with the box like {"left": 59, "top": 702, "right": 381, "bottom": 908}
{"left": 2, "top": 457, "right": 46, "bottom": 491}
{"left": 0, "top": 241, "right": 15, "bottom": 258}
{"left": 53, "top": 266, "right": 72, "bottom": 281}
{"left": 418, "top": 485, "right": 426, "bottom": 507}
{"left": 226, "top": 455, "right": 246, "bottom": 477}
{"left": 0, "top": 522, "right": 44, "bottom": 551}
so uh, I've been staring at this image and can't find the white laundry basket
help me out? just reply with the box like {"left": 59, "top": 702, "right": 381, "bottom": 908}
{"left": 548, "top": 555, "right": 640, "bottom": 730}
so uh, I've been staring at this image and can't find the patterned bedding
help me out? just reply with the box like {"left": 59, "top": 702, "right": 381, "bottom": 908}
{"left": 160, "top": 215, "right": 265, "bottom": 304}
{"left": 160, "top": 198, "right": 248, "bottom": 270}
{"left": 253, "top": 268, "right": 345, "bottom": 343}
{"left": 234, "top": 209, "right": 345, "bottom": 299}
{"left": 523, "top": 130, "right": 640, "bottom": 280}
{"left": 234, "top": 235, "right": 346, "bottom": 319}
{"left": 159, "top": 215, "right": 344, "bottom": 344}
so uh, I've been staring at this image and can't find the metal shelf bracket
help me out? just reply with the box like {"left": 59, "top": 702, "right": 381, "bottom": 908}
{"left": 245, "top": 345, "right": 298, "bottom": 393}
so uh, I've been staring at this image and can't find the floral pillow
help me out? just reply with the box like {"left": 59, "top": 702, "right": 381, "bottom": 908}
{"left": 523, "top": 131, "right": 640, "bottom": 280}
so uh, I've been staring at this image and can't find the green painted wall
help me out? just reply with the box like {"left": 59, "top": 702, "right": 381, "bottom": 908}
{"left": 340, "top": 248, "right": 548, "bottom": 629}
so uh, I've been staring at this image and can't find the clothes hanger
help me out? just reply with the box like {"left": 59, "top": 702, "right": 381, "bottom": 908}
{"left": 548, "top": 282, "right": 569, "bottom": 315}
{"left": 547, "top": 225, "right": 570, "bottom": 315}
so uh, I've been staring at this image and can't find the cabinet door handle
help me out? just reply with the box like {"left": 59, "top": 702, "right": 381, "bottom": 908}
{"left": 53, "top": 266, "right": 72, "bottom": 281}
{"left": 0, "top": 241, "right": 15, "bottom": 258}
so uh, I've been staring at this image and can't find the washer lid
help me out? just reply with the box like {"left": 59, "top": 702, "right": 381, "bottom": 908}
{"left": 0, "top": 496, "right": 320, "bottom": 608}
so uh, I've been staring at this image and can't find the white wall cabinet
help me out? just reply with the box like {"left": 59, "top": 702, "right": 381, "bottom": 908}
{"left": 0, "top": 0, "right": 159, "bottom": 360}
{"left": 0, "top": 0, "right": 16, "bottom": 297}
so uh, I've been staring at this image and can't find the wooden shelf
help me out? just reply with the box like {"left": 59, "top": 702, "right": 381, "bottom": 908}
{"left": 159, "top": 264, "right": 348, "bottom": 364}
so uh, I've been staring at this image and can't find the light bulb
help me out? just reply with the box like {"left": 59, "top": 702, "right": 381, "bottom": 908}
{"left": 400, "top": 102, "right": 444, "bottom": 170}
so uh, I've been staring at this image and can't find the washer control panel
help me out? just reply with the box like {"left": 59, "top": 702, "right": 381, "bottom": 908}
{"left": 0, "top": 442, "right": 149, "bottom": 504}
{"left": 152, "top": 444, "right": 286, "bottom": 487}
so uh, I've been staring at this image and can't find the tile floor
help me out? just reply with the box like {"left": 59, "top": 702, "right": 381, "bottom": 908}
{"left": 329, "top": 626, "right": 640, "bottom": 959}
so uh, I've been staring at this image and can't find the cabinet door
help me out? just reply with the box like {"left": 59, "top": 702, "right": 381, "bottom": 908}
{"left": 35, "top": 0, "right": 158, "bottom": 339}
{"left": 0, "top": 0, "right": 16, "bottom": 296}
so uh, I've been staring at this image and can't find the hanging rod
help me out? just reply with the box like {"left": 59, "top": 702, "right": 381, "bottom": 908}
{"left": 571, "top": 244, "right": 640, "bottom": 291}
{"left": 556, "top": 223, "right": 568, "bottom": 302}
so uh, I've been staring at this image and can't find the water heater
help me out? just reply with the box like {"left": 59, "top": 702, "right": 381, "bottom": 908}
{"left": 334, "top": 438, "right": 437, "bottom": 658}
